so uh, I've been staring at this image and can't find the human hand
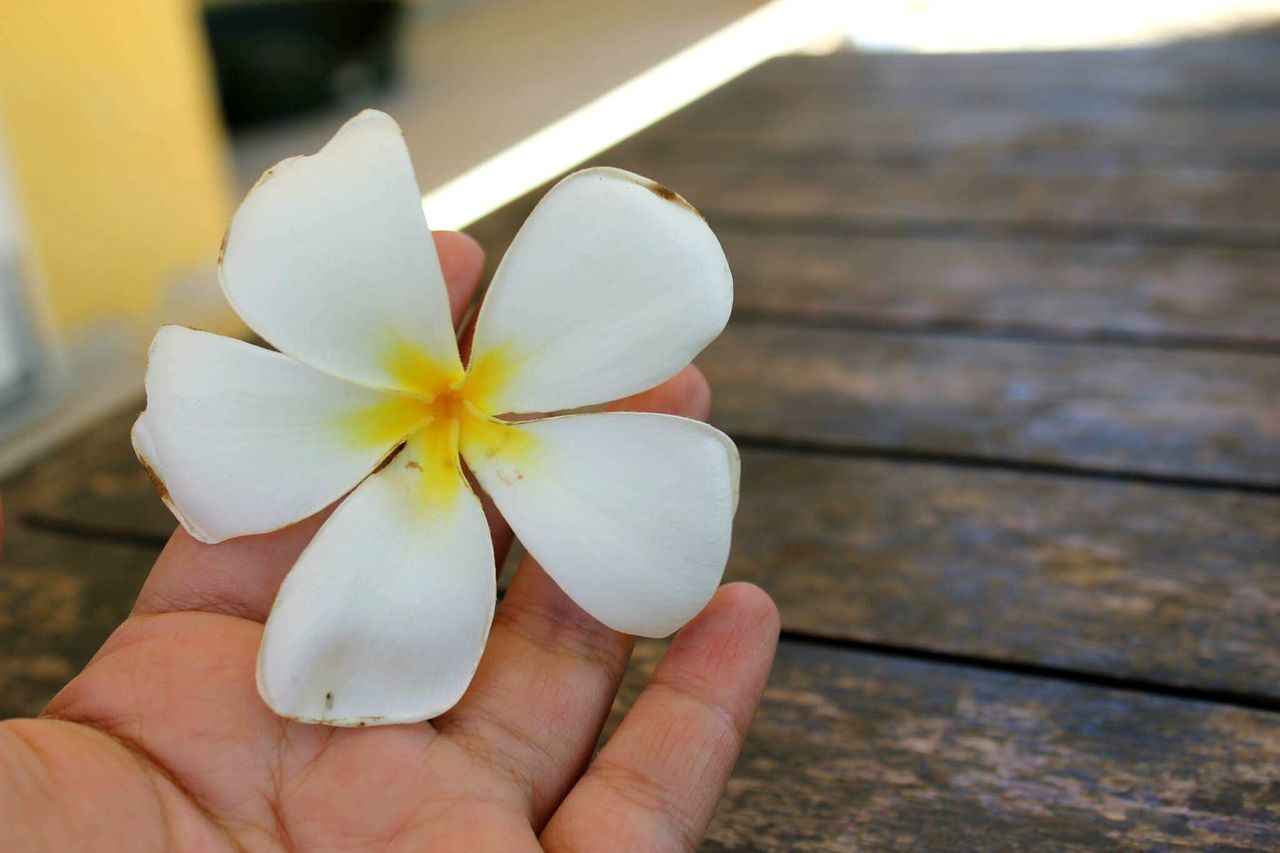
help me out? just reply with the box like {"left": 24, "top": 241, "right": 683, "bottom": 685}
{"left": 0, "top": 232, "right": 780, "bottom": 851}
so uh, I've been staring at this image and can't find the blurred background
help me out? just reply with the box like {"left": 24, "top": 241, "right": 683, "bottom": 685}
{"left": 0, "top": 0, "right": 1276, "bottom": 472}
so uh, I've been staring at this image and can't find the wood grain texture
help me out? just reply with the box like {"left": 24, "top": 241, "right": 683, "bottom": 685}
{"left": 731, "top": 450, "right": 1280, "bottom": 699}
{"left": 719, "top": 234, "right": 1280, "bottom": 346}
{"left": 638, "top": 162, "right": 1280, "bottom": 245}
{"left": 470, "top": 229, "right": 1280, "bottom": 346}
{"left": 678, "top": 42, "right": 1280, "bottom": 115}
{"left": 620, "top": 47, "right": 1280, "bottom": 240}
{"left": 641, "top": 107, "right": 1280, "bottom": 172}
{"left": 3, "top": 405, "right": 174, "bottom": 543}
{"left": 612, "top": 639, "right": 1280, "bottom": 851}
{"left": 471, "top": 158, "right": 1280, "bottom": 249}
{"left": 0, "top": 525, "right": 157, "bottom": 718}
{"left": 703, "top": 323, "right": 1280, "bottom": 486}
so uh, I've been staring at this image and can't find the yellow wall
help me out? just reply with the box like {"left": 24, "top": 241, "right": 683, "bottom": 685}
{"left": 0, "top": 0, "right": 233, "bottom": 334}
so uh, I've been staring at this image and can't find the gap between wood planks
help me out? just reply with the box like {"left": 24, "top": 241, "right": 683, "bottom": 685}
{"left": 777, "top": 630, "right": 1280, "bottom": 714}
{"left": 727, "top": 434, "right": 1280, "bottom": 496}
{"left": 16, "top": 504, "right": 1280, "bottom": 716}
{"left": 707, "top": 212, "right": 1280, "bottom": 251}
{"left": 16, "top": 514, "right": 171, "bottom": 549}
{"left": 728, "top": 309, "right": 1280, "bottom": 355}
{"left": 626, "top": 138, "right": 1280, "bottom": 173}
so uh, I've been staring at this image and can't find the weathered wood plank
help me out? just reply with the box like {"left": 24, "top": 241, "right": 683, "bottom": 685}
{"left": 637, "top": 162, "right": 1280, "bottom": 243}
{"left": 703, "top": 323, "right": 1280, "bottom": 486}
{"left": 720, "top": 234, "right": 1280, "bottom": 346}
{"left": 0, "top": 525, "right": 157, "bottom": 718}
{"left": 606, "top": 48, "right": 1280, "bottom": 235}
{"left": 733, "top": 450, "right": 1280, "bottom": 699}
{"left": 659, "top": 96, "right": 1280, "bottom": 148}
{"left": 468, "top": 154, "right": 1280, "bottom": 259}
{"left": 624, "top": 38, "right": 1280, "bottom": 170}
{"left": 469, "top": 229, "right": 1280, "bottom": 347}
{"left": 2, "top": 405, "right": 173, "bottom": 543}
{"left": 612, "top": 639, "right": 1280, "bottom": 850}
{"left": 678, "top": 43, "right": 1280, "bottom": 116}
{"left": 636, "top": 107, "right": 1280, "bottom": 172}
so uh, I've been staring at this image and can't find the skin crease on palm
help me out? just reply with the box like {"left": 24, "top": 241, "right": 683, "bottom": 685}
{"left": 0, "top": 231, "right": 781, "bottom": 852}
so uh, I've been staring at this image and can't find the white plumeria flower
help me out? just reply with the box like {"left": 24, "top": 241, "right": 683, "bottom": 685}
{"left": 132, "top": 110, "right": 739, "bottom": 727}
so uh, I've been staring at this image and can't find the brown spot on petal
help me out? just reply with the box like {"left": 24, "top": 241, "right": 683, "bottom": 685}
{"left": 643, "top": 178, "right": 702, "bottom": 218}
{"left": 284, "top": 712, "right": 385, "bottom": 728}
{"left": 138, "top": 455, "right": 169, "bottom": 501}
{"left": 406, "top": 460, "right": 423, "bottom": 472}
{"left": 651, "top": 183, "right": 678, "bottom": 201}
{"left": 495, "top": 469, "right": 525, "bottom": 487}
{"left": 217, "top": 229, "right": 229, "bottom": 265}
{"left": 247, "top": 153, "right": 303, "bottom": 194}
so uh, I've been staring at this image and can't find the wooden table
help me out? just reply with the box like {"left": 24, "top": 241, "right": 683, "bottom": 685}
{"left": 4, "top": 31, "right": 1280, "bottom": 849}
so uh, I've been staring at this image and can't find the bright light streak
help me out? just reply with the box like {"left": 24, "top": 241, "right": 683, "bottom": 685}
{"left": 421, "top": 0, "right": 838, "bottom": 230}
{"left": 843, "top": 0, "right": 1280, "bottom": 53}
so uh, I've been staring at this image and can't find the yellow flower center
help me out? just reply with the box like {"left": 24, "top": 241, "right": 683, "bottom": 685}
{"left": 342, "top": 341, "right": 538, "bottom": 511}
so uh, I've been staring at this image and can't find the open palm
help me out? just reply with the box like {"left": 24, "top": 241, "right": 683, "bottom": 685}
{"left": 0, "top": 233, "right": 779, "bottom": 851}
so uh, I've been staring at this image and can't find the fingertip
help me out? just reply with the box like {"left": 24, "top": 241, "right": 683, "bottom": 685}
{"left": 660, "top": 582, "right": 779, "bottom": 714}
{"left": 433, "top": 229, "right": 485, "bottom": 277}
{"left": 710, "top": 582, "right": 781, "bottom": 640}
{"left": 680, "top": 583, "right": 780, "bottom": 672}
{"left": 677, "top": 364, "right": 712, "bottom": 421}
{"left": 609, "top": 364, "right": 711, "bottom": 420}
{"left": 432, "top": 231, "right": 487, "bottom": 324}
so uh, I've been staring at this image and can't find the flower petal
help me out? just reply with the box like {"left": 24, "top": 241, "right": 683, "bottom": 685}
{"left": 463, "top": 168, "right": 732, "bottom": 414}
{"left": 257, "top": 430, "right": 495, "bottom": 726}
{"left": 220, "top": 109, "right": 463, "bottom": 394}
{"left": 461, "top": 412, "right": 738, "bottom": 637}
{"left": 135, "top": 326, "right": 432, "bottom": 544}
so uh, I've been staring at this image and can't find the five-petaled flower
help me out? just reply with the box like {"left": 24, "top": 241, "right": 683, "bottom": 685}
{"left": 133, "top": 110, "right": 739, "bottom": 727}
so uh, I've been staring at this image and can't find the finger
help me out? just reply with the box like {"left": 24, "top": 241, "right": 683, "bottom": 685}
{"left": 437, "top": 364, "right": 711, "bottom": 828}
{"left": 134, "top": 231, "right": 493, "bottom": 622}
{"left": 434, "top": 230, "right": 487, "bottom": 324}
{"left": 541, "top": 583, "right": 779, "bottom": 852}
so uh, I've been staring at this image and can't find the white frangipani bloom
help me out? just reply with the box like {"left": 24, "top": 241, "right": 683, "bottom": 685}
{"left": 132, "top": 110, "right": 739, "bottom": 727}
